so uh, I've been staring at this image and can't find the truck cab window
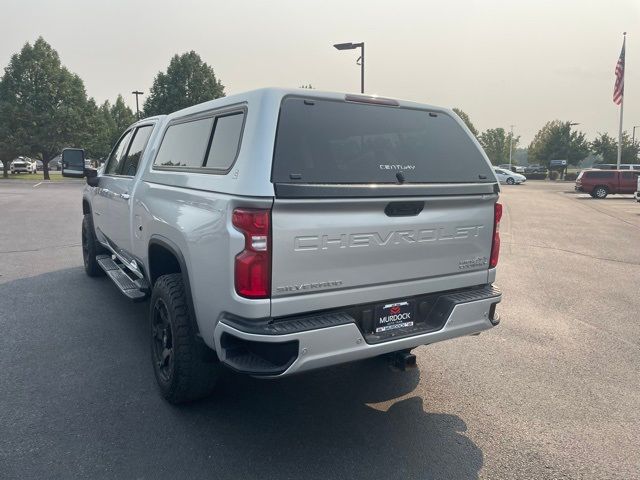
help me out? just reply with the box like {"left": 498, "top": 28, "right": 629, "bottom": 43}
{"left": 105, "top": 130, "right": 133, "bottom": 175}
{"left": 120, "top": 125, "right": 153, "bottom": 176}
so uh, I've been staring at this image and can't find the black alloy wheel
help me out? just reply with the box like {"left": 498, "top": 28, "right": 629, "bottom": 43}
{"left": 152, "top": 298, "right": 174, "bottom": 384}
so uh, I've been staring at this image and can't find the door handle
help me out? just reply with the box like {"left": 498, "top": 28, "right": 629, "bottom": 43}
{"left": 385, "top": 201, "right": 424, "bottom": 217}
{"left": 120, "top": 193, "right": 130, "bottom": 200}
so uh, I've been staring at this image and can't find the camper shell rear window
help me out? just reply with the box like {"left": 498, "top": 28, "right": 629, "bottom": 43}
{"left": 271, "top": 97, "right": 494, "bottom": 184}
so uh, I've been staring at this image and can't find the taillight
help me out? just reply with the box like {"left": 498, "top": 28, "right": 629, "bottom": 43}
{"left": 490, "top": 202, "right": 502, "bottom": 268}
{"left": 232, "top": 208, "right": 271, "bottom": 299}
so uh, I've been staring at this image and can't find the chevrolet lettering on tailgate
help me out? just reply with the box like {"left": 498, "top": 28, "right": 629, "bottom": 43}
{"left": 294, "top": 225, "right": 485, "bottom": 251}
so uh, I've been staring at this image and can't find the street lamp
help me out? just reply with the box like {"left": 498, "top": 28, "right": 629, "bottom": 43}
{"left": 333, "top": 42, "right": 365, "bottom": 93}
{"left": 132, "top": 90, "right": 144, "bottom": 119}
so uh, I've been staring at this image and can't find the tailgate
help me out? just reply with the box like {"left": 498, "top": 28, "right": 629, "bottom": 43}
{"left": 271, "top": 195, "right": 495, "bottom": 299}
{"left": 268, "top": 94, "right": 499, "bottom": 315}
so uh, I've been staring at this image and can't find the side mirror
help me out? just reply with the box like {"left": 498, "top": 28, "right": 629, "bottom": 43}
{"left": 85, "top": 167, "right": 99, "bottom": 187}
{"left": 61, "top": 148, "right": 85, "bottom": 178}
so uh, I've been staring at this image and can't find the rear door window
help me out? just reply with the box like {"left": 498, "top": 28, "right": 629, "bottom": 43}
{"left": 272, "top": 97, "right": 493, "bottom": 184}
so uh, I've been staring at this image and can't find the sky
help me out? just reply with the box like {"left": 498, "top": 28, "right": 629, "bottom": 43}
{"left": 1, "top": 0, "right": 639, "bottom": 144}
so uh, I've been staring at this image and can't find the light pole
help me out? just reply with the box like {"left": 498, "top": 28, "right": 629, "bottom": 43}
{"left": 333, "top": 42, "right": 365, "bottom": 93}
{"left": 508, "top": 125, "right": 515, "bottom": 170}
{"left": 132, "top": 90, "right": 144, "bottom": 119}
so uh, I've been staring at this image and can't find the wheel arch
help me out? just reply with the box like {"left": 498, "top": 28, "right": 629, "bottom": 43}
{"left": 148, "top": 236, "right": 201, "bottom": 337}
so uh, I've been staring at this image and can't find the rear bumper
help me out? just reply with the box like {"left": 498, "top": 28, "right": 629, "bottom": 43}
{"left": 213, "top": 284, "right": 501, "bottom": 377}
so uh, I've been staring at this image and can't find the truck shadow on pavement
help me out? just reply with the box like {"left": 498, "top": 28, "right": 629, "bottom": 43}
{"left": 188, "top": 363, "right": 484, "bottom": 480}
{"left": 0, "top": 267, "right": 483, "bottom": 480}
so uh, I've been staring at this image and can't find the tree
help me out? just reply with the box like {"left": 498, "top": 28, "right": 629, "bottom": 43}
{"left": 0, "top": 114, "right": 23, "bottom": 178}
{"left": 83, "top": 100, "right": 115, "bottom": 160}
{"left": 143, "top": 51, "right": 225, "bottom": 116}
{"left": 620, "top": 132, "right": 640, "bottom": 162}
{"left": 0, "top": 37, "right": 90, "bottom": 179}
{"left": 478, "top": 128, "right": 520, "bottom": 165}
{"left": 452, "top": 108, "right": 478, "bottom": 137}
{"left": 591, "top": 131, "right": 639, "bottom": 163}
{"left": 81, "top": 95, "right": 135, "bottom": 161}
{"left": 590, "top": 133, "right": 617, "bottom": 163}
{"left": 110, "top": 95, "right": 135, "bottom": 134}
{"left": 528, "top": 120, "right": 589, "bottom": 167}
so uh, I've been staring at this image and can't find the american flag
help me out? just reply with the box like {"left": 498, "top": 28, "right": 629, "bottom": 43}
{"left": 613, "top": 37, "right": 626, "bottom": 105}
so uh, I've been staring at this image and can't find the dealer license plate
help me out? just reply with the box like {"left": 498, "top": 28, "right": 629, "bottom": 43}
{"left": 374, "top": 300, "right": 415, "bottom": 333}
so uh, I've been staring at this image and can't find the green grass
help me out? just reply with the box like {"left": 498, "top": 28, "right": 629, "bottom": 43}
{"left": 0, "top": 172, "right": 81, "bottom": 182}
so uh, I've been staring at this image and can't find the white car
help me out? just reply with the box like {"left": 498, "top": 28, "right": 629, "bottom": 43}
{"left": 494, "top": 168, "right": 526, "bottom": 185}
{"left": 10, "top": 158, "right": 37, "bottom": 174}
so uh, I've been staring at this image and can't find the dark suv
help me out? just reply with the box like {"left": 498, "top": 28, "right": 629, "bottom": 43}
{"left": 575, "top": 170, "right": 639, "bottom": 198}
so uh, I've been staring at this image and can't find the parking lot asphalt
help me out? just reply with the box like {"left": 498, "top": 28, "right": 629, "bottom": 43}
{"left": 1, "top": 180, "right": 639, "bottom": 479}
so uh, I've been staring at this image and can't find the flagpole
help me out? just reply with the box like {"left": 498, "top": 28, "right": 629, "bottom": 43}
{"left": 617, "top": 32, "right": 626, "bottom": 169}
{"left": 617, "top": 95, "right": 624, "bottom": 169}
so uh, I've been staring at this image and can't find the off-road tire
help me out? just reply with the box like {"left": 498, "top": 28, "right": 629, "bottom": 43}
{"left": 150, "top": 274, "right": 221, "bottom": 404}
{"left": 82, "top": 214, "right": 106, "bottom": 277}
{"left": 593, "top": 186, "right": 608, "bottom": 199}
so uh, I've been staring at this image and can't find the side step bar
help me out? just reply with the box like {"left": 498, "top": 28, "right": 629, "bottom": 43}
{"left": 96, "top": 255, "right": 150, "bottom": 302}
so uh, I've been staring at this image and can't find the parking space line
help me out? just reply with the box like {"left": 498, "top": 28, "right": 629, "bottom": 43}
{"left": 33, "top": 182, "right": 42, "bottom": 188}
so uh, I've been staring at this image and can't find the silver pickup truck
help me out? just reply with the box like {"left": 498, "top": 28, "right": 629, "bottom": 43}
{"left": 63, "top": 88, "right": 502, "bottom": 404}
